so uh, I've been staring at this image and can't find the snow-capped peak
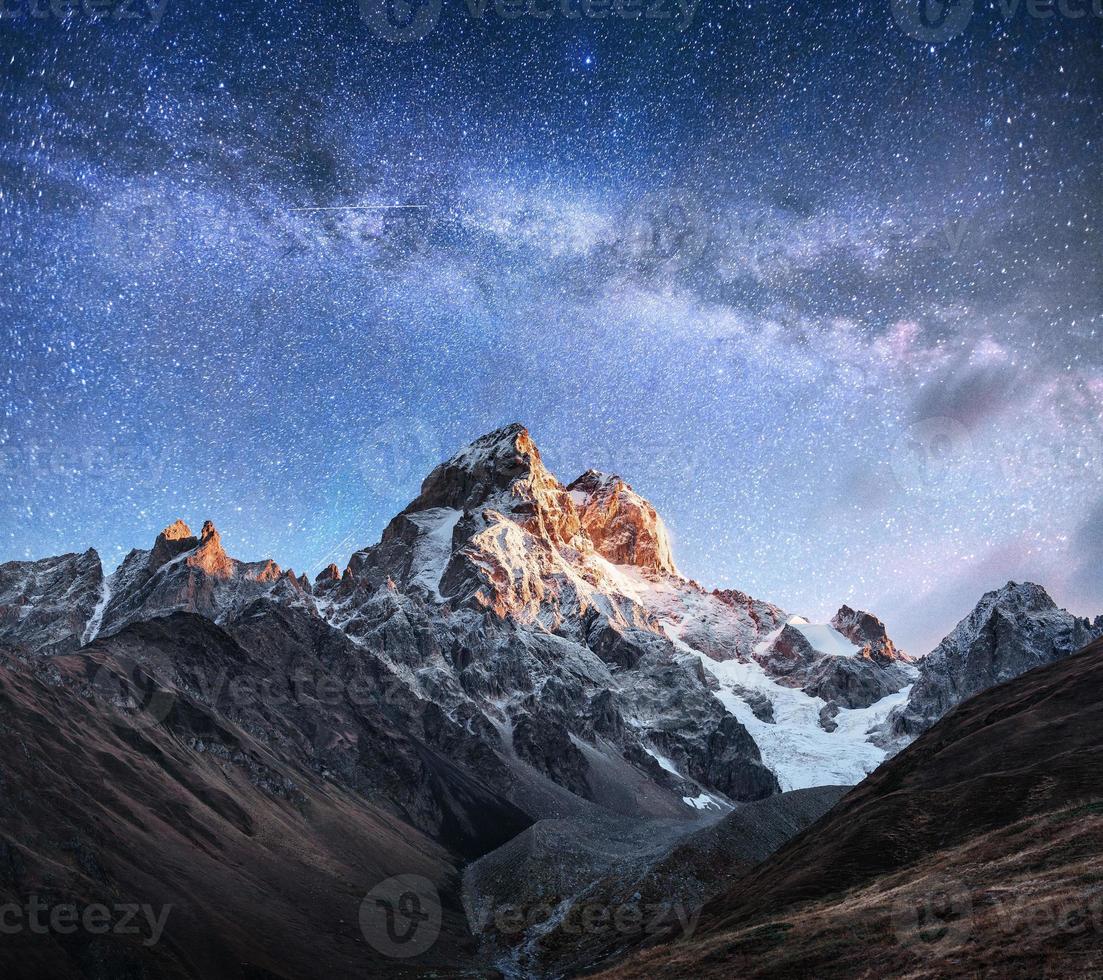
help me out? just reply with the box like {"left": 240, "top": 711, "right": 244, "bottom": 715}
{"left": 445, "top": 421, "right": 531, "bottom": 472}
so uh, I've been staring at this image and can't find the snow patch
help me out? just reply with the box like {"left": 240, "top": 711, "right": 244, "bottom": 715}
{"left": 682, "top": 792, "right": 723, "bottom": 811}
{"left": 642, "top": 743, "right": 683, "bottom": 777}
{"left": 406, "top": 508, "right": 462, "bottom": 600}
{"left": 680, "top": 643, "right": 904, "bottom": 791}
{"left": 786, "top": 619, "right": 861, "bottom": 658}
{"left": 81, "top": 575, "right": 112, "bottom": 645}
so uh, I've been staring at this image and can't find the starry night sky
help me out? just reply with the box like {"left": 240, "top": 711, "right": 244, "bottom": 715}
{"left": 1, "top": 0, "right": 1101, "bottom": 653}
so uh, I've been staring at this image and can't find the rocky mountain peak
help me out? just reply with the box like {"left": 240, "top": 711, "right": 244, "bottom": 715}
{"left": 161, "top": 519, "right": 194, "bottom": 541}
{"left": 406, "top": 423, "right": 580, "bottom": 548}
{"left": 567, "top": 469, "right": 678, "bottom": 576}
{"left": 984, "top": 580, "right": 1057, "bottom": 613}
{"left": 449, "top": 421, "right": 531, "bottom": 471}
{"left": 149, "top": 518, "right": 199, "bottom": 569}
{"left": 0, "top": 549, "right": 104, "bottom": 655}
{"left": 936, "top": 581, "right": 1060, "bottom": 655}
{"left": 185, "top": 520, "right": 232, "bottom": 577}
{"left": 830, "top": 604, "right": 907, "bottom": 664}
{"left": 878, "top": 579, "right": 1101, "bottom": 745}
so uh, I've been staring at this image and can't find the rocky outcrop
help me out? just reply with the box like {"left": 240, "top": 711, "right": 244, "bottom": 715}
{"left": 881, "top": 581, "right": 1101, "bottom": 743}
{"left": 568, "top": 469, "right": 678, "bottom": 575}
{"left": 413, "top": 422, "right": 581, "bottom": 548}
{"left": 731, "top": 684, "right": 775, "bottom": 723}
{"left": 753, "top": 623, "right": 818, "bottom": 681}
{"left": 714, "top": 589, "right": 788, "bottom": 637}
{"left": 818, "top": 701, "right": 841, "bottom": 732}
{"left": 830, "top": 604, "right": 910, "bottom": 664}
{"left": 752, "top": 616, "right": 913, "bottom": 712}
{"left": 0, "top": 549, "right": 104, "bottom": 655}
{"left": 802, "top": 654, "right": 911, "bottom": 709}
{"left": 148, "top": 518, "right": 198, "bottom": 568}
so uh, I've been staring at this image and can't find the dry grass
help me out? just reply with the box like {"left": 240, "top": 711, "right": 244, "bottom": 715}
{"left": 595, "top": 805, "right": 1103, "bottom": 979}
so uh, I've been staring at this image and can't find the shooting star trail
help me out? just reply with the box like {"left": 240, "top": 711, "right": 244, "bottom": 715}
{"left": 286, "top": 205, "right": 428, "bottom": 212}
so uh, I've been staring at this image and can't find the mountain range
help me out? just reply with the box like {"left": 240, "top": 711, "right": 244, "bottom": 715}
{"left": 0, "top": 423, "right": 1099, "bottom": 978}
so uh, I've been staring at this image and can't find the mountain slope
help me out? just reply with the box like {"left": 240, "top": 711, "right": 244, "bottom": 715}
{"left": 0, "top": 425, "right": 927, "bottom": 819}
{"left": 596, "top": 636, "right": 1103, "bottom": 979}
{"left": 1, "top": 424, "right": 1099, "bottom": 979}
{"left": 463, "top": 785, "right": 848, "bottom": 978}
{"left": 0, "top": 646, "right": 477, "bottom": 980}
{"left": 315, "top": 423, "right": 912, "bottom": 797}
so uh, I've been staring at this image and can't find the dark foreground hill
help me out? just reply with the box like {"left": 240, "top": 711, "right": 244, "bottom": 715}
{"left": 0, "top": 641, "right": 482, "bottom": 979}
{"left": 596, "top": 636, "right": 1103, "bottom": 979}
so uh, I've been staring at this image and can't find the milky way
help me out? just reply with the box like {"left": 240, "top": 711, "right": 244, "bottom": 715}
{"left": 1, "top": 0, "right": 1101, "bottom": 652}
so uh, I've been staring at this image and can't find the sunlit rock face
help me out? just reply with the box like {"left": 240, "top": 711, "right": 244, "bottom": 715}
{"left": 831, "top": 604, "right": 911, "bottom": 665}
{"left": 94, "top": 518, "right": 303, "bottom": 640}
{"left": 415, "top": 423, "right": 582, "bottom": 548}
{"left": 148, "top": 518, "right": 198, "bottom": 569}
{"left": 568, "top": 469, "right": 678, "bottom": 576}
{"left": 10, "top": 424, "right": 920, "bottom": 803}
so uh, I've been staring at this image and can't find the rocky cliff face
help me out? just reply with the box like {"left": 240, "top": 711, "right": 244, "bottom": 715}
{"left": 0, "top": 549, "right": 104, "bottom": 655}
{"left": 877, "top": 581, "right": 1101, "bottom": 745}
{"left": 568, "top": 469, "right": 678, "bottom": 575}
{"left": 830, "top": 604, "right": 910, "bottom": 665}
